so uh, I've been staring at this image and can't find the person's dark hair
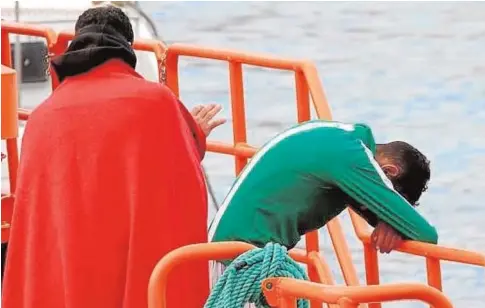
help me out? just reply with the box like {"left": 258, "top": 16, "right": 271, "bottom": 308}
{"left": 75, "top": 5, "right": 134, "bottom": 44}
{"left": 377, "top": 141, "right": 430, "bottom": 206}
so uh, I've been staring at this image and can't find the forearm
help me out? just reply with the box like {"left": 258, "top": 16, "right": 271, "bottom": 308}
{"left": 333, "top": 143, "right": 438, "bottom": 244}
{"left": 339, "top": 174, "right": 438, "bottom": 244}
{"left": 348, "top": 204, "right": 379, "bottom": 228}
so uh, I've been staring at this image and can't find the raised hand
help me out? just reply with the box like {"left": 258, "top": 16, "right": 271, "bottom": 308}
{"left": 191, "top": 104, "right": 227, "bottom": 137}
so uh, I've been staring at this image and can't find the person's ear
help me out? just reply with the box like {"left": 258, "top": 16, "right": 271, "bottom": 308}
{"left": 381, "top": 164, "right": 400, "bottom": 178}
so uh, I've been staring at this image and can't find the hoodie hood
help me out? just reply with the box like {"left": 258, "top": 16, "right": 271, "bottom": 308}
{"left": 51, "top": 24, "right": 137, "bottom": 82}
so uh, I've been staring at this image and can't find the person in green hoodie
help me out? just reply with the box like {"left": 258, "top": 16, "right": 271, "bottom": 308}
{"left": 209, "top": 120, "right": 437, "bottom": 287}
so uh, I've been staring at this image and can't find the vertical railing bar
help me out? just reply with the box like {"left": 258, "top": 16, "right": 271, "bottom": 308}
{"left": 364, "top": 244, "right": 381, "bottom": 308}
{"left": 326, "top": 218, "right": 361, "bottom": 286}
{"left": 426, "top": 257, "right": 443, "bottom": 308}
{"left": 304, "top": 231, "right": 321, "bottom": 308}
{"left": 5, "top": 140, "right": 19, "bottom": 194}
{"left": 228, "top": 61, "right": 248, "bottom": 175}
{"left": 165, "top": 51, "right": 180, "bottom": 97}
{"left": 295, "top": 70, "right": 310, "bottom": 123}
{"left": 1, "top": 30, "right": 13, "bottom": 66}
{"left": 308, "top": 251, "right": 337, "bottom": 308}
{"left": 1, "top": 31, "right": 18, "bottom": 193}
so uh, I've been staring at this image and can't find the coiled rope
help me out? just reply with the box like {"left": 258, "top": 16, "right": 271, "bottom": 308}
{"left": 205, "top": 242, "right": 309, "bottom": 308}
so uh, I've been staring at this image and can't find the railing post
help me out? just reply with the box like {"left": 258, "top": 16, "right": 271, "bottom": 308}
{"left": 2, "top": 64, "right": 19, "bottom": 243}
{"left": 426, "top": 257, "right": 443, "bottom": 308}
{"left": 326, "top": 218, "right": 361, "bottom": 286}
{"left": 295, "top": 70, "right": 310, "bottom": 123}
{"left": 308, "top": 251, "right": 338, "bottom": 308}
{"left": 5, "top": 140, "right": 19, "bottom": 194}
{"left": 304, "top": 231, "right": 322, "bottom": 308}
{"left": 165, "top": 50, "right": 180, "bottom": 97}
{"left": 1, "top": 30, "right": 13, "bottom": 66}
{"left": 228, "top": 62, "right": 248, "bottom": 175}
{"left": 1, "top": 64, "right": 19, "bottom": 194}
{"left": 364, "top": 243, "right": 381, "bottom": 308}
{"left": 425, "top": 257, "right": 443, "bottom": 291}
{"left": 308, "top": 251, "right": 335, "bottom": 285}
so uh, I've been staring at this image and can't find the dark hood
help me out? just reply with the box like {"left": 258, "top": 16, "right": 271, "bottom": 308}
{"left": 51, "top": 24, "right": 137, "bottom": 82}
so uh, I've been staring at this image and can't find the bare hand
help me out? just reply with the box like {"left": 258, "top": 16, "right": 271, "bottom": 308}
{"left": 371, "top": 221, "right": 403, "bottom": 254}
{"left": 191, "top": 104, "right": 227, "bottom": 137}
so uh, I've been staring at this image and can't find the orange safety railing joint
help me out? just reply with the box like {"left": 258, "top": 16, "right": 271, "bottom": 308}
{"left": 261, "top": 277, "right": 454, "bottom": 308}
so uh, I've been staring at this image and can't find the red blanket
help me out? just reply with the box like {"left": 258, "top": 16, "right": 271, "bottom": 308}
{"left": 2, "top": 59, "right": 209, "bottom": 308}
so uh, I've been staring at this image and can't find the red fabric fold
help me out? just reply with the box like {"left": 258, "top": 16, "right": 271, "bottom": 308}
{"left": 2, "top": 59, "right": 209, "bottom": 308}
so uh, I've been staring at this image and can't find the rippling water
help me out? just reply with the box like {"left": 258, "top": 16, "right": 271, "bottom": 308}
{"left": 141, "top": 1, "right": 485, "bottom": 307}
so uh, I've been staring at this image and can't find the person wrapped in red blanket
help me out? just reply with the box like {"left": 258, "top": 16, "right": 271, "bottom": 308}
{"left": 2, "top": 5, "right": 225, "bottom": 308}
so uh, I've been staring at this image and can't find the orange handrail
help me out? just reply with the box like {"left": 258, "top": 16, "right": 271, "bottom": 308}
{"left": 148, "top": 242, "right": 455, "bottom": 308}
{"left": 1, "top": 21, "right": 59, "bottom": 90}
{"left": 148, "top": 242, "right": 316, "bottom": 308}
{"left": 347, "top": 208, "right": 485, "bottom": 308}
{"left": 148, "top": 242, "right": 253, "bottom": 308}
{"left": 349, "top": 209, "right": 485, "bottom": 266}
{"left": 261, "top": 277, "right": 454, "bottom": 308}
{"left": 1, "top": 21, "right": 57, "bottom": 48}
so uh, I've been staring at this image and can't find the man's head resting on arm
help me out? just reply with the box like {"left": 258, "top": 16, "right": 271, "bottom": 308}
{"left": 375, "top": 141, "right": 431, "bottom": 206}
{"left": 369, "top": 141, "right": 431, "bottom": 254}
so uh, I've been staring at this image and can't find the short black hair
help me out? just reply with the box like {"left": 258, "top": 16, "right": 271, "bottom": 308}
{"left": 378, "top": 141, "right": 431, "bottom": 206}
{"left": 75, "top": 5, "right": 134, "bottom": 44}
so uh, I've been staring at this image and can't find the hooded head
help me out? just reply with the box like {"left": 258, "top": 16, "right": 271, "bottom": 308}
{"left": 51, "top": 5, "right": 137, "bottom": 82}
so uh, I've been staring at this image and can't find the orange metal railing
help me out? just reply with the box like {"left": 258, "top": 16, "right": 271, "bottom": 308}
{"left": 161, "top": 34, "right": 485, "bottom": 308}
{"left": 1, "top": 64, "right": 19, "bottom": 242}
{"left": 347, "top": 209, "right": 485, "bottom": 308}
{"left": 148, "top": 242, "right": 454, "bottom": 308}
{"left": 148, "top": 242, "right": 310, "bottom": 308}
{"left": 2, "top": 21, "right": 485, "bottom": 308}
{"left": 261, "top": 277, "right": 454, "bottom": 308}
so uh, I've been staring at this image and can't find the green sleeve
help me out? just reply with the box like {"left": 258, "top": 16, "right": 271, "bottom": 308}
{"left": 329, "top": 141, "right": 438, "bottom": 244}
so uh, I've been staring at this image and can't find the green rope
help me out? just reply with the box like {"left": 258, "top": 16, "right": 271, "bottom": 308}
{"left": 205, "top": 242, "right": 309, "bottom": 308}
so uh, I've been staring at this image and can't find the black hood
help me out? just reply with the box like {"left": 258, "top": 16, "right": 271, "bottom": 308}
{"left": 51, "top": 24, "right": 137, "bottom": 82}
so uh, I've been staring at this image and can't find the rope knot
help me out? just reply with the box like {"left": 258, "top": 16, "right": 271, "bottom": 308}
{"left": 205, "top": 242, "right": 309, "bottom": 308}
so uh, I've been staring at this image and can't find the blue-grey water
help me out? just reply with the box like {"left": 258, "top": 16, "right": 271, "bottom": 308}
{"left": 3, "top": 1, "right": 485, "bottom": 307}
{"left": 140, "top": 2, "right": 485, "bottom": 307}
